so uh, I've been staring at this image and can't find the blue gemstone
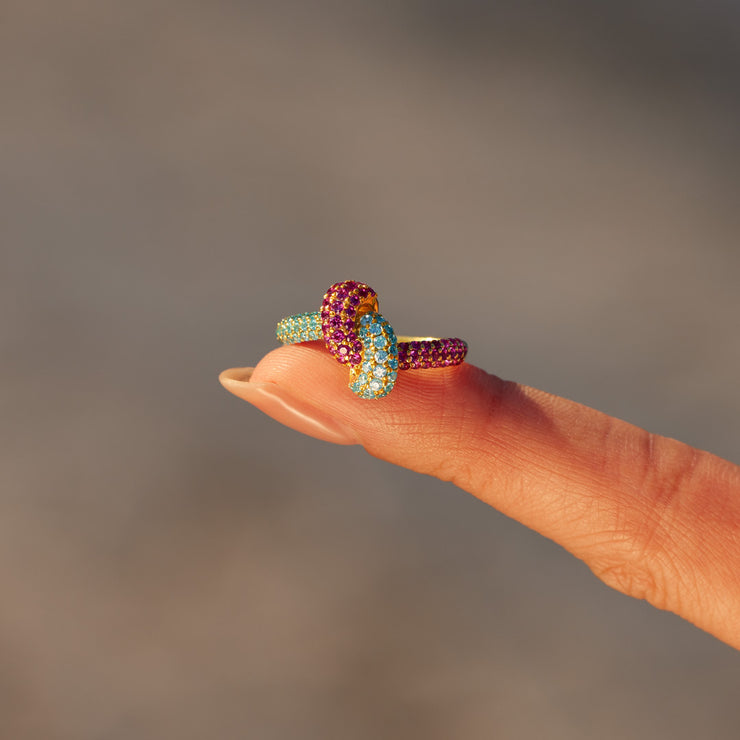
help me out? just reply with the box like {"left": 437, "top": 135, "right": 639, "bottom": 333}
{"left": 362, "top": 361, "right": 373, "bottom": 373}
{"left": 389, "top": 357, "right": 398, "bottom": 369}
{"left": 369, "top": 379, "right": 382, "bottom": 392}
{"left": 360, "top": 314, "right": 373, "bottom": 326}
{"left": 373, "top": 366, "right": 387, "bottom": 378}
{"left": 370, "top": 323, "right": 382, "bottom": 336}
{"left": 375, "top": 350, "right": 388, "bottom": 362}
{"left": 358, "top": 373, "right": 367, "bottom": 385}
{"left": 389, "top": 370, "right": 398, "bottom": 382}
{"left": 374, "top": 336, "right": 387, "bottom": 348}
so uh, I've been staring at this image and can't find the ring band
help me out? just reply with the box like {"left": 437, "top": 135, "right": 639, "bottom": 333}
{"left": 276, "top": 280, "right": 468, "bottom": 399}
{"left": 276, "top": 313, "right": 468, "bottom": 369}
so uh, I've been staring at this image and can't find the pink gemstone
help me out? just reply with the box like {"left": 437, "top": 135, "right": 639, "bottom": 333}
{"left": 350, "top": 353, "right": 362, "bottom": 364}
{"left": 348, "top": 295, "right": 360, "bottom": 306}
{"left": 332, "top": 300, "right": 343, "bottom": 312}
{"left": 344, "top": 319, "right": 355, "bottom": 331}
{"left": 351, "top": 340, "right": 362, "bottom": 352}
{"left": 332, "top": 329, "right": 345, "bottom": 342}
{"left": 329, "top": 316, "right": 342, "bottom": 328}
{"left": 344, "top": 280, "right": 358, "bottom": 290}
{"left": 336, "top": 288, "right": 348, "bottom": 299}
{"left": 345, "top": 307, "right": 356, "bottom": 318}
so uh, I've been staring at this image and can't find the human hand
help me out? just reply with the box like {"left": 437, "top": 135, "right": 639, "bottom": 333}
{"left": 220, "top": 343, "right": 740, "bottom": 650}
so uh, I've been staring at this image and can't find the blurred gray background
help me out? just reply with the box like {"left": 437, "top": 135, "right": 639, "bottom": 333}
{"left": 2, "top": 1, "right": 739, "bottom": 738}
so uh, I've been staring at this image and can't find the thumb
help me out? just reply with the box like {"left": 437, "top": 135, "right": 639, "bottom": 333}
{"left": 220, "top": 342, "right": 740, "bottom": 650}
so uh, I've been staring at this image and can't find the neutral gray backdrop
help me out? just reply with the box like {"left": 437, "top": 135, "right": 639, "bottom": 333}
{"left": 1, "top": 1, "right": 739, "bottom": 738}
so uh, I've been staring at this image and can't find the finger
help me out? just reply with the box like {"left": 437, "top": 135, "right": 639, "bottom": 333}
{"left": 220, "top": 343, "right": 740, "bottom": 650}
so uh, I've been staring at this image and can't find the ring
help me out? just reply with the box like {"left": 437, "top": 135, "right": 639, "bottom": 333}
{"left": 276, "top": 280, "right": 468, "bottom": 399}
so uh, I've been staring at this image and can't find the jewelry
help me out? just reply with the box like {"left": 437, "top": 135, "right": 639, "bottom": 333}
{"left": 276, "top": 280, "right": 468, "bottom": 399}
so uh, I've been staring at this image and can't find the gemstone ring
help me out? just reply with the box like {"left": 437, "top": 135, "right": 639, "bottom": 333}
{"left": 276, "top": 280, "right": 468, "bottom": 399}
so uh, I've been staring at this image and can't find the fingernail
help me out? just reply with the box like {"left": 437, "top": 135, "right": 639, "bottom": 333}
{"left": 219, "top": 367, "right": 359, "bottom": 445}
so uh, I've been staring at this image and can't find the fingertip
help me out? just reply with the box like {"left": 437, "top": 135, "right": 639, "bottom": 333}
{"left": 219, "top": 358, "right": 359, "bottom": 445}
{"left": 219, "top": 366, "right": 255, "bottom": 388}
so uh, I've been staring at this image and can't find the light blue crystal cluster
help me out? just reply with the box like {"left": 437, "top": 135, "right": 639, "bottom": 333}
{"left": 276, "top": 311, "right": 322, "bottom": 344}
{"left": 349, "top": 313, "right": 399, "bottom": 399}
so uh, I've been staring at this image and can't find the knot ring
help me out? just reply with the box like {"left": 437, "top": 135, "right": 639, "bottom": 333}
{"left": 276, "top": 280, "right": 468, "bottom": 400}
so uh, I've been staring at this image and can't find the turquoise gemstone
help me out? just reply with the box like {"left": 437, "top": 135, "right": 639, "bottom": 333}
{"left": 375, "top": 350, "right": 388, "bottom": 362}
{"left": 374, "top": 336, "right": 387, "bottom": 348}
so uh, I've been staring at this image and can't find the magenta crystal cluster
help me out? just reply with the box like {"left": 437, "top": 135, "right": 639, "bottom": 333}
{"left": 397, "top": 338, "right": 468, "bottom": 370}
{"left": 320, "top": 281, "right": 378, "bottom": 366}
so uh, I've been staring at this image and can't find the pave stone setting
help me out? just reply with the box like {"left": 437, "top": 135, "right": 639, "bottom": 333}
{"left": 349, "top": 313, "right": 399, "bottom": 399}
{"left": 275, "top": 280, "right": 468, "bottom": 400}
{"left": 320, "top": 281, "right": 378, "bottom": 367}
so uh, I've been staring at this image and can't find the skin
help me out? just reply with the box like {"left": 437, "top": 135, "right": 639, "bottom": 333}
{"left": 220, "top": 342, "right": 740, "bottom": 650}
